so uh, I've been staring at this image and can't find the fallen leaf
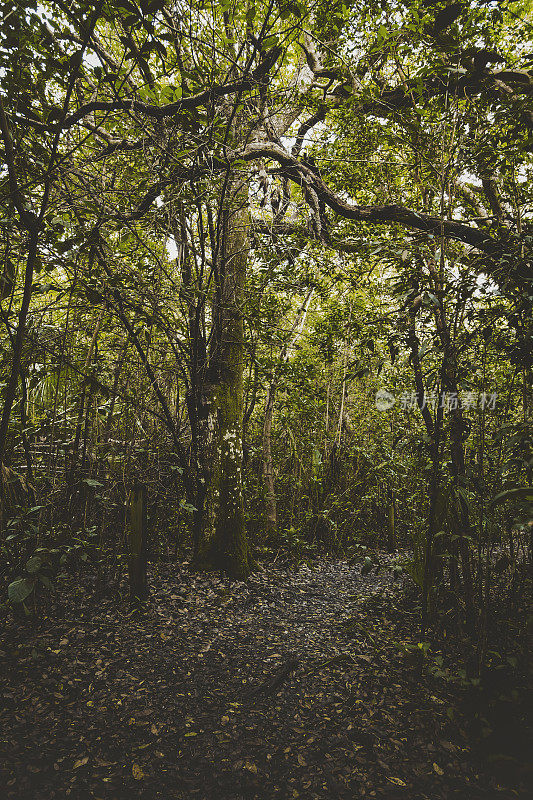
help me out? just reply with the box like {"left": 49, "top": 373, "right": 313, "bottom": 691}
{"left": 387, "top": 776, "right": 406, "bottom": 786}
{"left": 73, "top": 757, "right": 88, "bottom": 769}
{"left": 433, "top": 762, "right": 444, "bottom": 775}
{"left": 132, "top": 763, "right": 144, "bottom": 780}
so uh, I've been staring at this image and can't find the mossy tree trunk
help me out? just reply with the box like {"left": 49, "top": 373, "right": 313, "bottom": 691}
{"left": 201, "top": 174, "right": 252, "bottom": 579}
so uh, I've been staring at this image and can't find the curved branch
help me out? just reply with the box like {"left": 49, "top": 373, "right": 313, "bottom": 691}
{"left": 15, "top": 54, "right": 282, "bottom": 134}
{"left": 291, "top": 106, "right": 327, "bottom": 157}
{"left": 239, "top": 143, "right": 499, "bottom": 255}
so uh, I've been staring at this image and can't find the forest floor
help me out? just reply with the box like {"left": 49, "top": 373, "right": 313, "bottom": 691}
{"left": 0, "top": 555, "right": 530, "bottom": 799}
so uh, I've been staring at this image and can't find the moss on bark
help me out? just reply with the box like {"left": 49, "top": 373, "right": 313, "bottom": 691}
{"left": 196, "top": 175, "right": 253, "bottom": 580}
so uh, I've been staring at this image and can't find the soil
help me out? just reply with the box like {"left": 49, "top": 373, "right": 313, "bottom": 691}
{"left": 1, "top": 555, "right": 530, "bottom": 799}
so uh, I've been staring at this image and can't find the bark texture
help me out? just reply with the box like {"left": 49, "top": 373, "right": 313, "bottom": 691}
{"left": 204, "top": 176, "right": 252, "bottom": 578}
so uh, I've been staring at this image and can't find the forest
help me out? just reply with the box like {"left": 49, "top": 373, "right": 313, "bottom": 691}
{"left": 0, "top": 0, "right": 532, "bottom": 797}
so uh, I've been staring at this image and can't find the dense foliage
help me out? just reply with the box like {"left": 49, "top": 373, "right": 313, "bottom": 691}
{"left": 1, "top": 0, "right": 531, "bottom": 676}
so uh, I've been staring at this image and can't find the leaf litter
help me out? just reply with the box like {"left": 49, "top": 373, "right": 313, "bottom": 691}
{"left": 0, "top": 555, "right": 528, "bottom": 798}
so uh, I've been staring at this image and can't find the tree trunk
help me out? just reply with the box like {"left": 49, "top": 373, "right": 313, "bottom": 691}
{"left": 422, "top": 437, "right": 441, "bottom": 636}
{"left": 427, "top": 257, "right": 475, "bottom": 628}
{"left": 203, "top": 175, "right": 252, "bottom": 579}
{"left": 448, "top": 402, "right": 475, "bottom": 627}
{"left": 127, "top": 481, "right": 148, "bottom": 601}
{"left": 0, "top": 226, "right": 39, "bottom": 467}
{"left": 260, "top": 289, "right": 312, "bottom": 539}
{"left": 262, "top": 381, "right": 278, "bottom": 538}
{"left": 387, "top": 488, "right": 396, "bottom": 552}
{"left": 67, "top": 306, "right": 105, "bottom": 509}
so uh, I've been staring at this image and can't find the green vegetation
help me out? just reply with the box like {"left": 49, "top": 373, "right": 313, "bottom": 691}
{"left": 0, "top": 4, "right": 531, "bottom": 789}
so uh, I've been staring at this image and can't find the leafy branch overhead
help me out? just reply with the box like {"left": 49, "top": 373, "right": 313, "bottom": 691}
{"left": 3, "top": 0, "right": 531, "bottom": 278}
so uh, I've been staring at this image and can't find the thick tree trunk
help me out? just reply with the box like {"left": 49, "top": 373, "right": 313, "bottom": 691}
{"left": 429, "top": 262, "right": 475, "bottom": 626}
{"left": 203, "top": 176, "right": 252, "bottom": 579}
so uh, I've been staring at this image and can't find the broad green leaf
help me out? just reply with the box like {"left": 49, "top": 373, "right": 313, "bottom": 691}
{"left": 26, "top": 555, "right": 43, "bottom": 574}
{"left": 8, "top": 577, "right": 35, "bottom": 603}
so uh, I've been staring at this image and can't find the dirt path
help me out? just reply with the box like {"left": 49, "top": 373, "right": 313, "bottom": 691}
{"left": 0, "top": 558, "right": 526, "bottom": 799}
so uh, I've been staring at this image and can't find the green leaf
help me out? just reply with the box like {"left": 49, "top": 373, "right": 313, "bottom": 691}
{"left": 354, "top": 366, "right": 370, "bottom": 379}
{"left": 8, "top": 577, "right": 35, "bottom": 603}
{"left": 82, "top": 479, "right": 103, "bottom": 489}
{"left": 456, "top": 486, "right": 472, "bottom": 512}
{"left": 262, "top": 35, "right": 280, "bottom": 48}
{"left": 26, "top": 555, "right": 43, "bottom": 574}
{"left": 490, "top": 487, "right": 533, "bottom": 507}
{"left": 117, "top": 0, "right": 139, "bottom": 12}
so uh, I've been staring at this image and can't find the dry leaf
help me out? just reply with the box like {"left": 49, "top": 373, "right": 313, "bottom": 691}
{"left": 387, "top": 776, "right": 406, "bottom": 786}
{"left": 132, "top": 763, "right": 144, "bottom": 780}
{"left": 73, "top": 757, "right": 88, "bottom": 769}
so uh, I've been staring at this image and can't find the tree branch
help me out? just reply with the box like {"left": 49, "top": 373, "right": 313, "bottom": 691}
{"left": 240, "top": 143, "right": 499, "bottom": 255}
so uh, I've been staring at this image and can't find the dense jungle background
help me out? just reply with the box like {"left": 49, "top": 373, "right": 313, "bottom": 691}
{"left": 0, "top": 0, "right": 531, "bottom": 797}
